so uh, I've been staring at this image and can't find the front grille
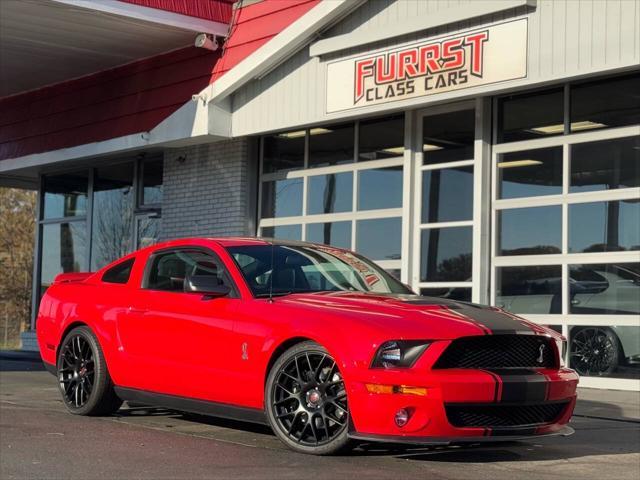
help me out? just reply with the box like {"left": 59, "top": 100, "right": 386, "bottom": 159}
{"left": 433, "top": 334, "right": 556, "bottom": 369}
{"left": 446, "top": 402, "right": 568, "bottom": 428}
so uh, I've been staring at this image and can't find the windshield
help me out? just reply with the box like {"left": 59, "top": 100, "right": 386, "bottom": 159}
{"left": 226, "top": 244, "right": 412, "bottom": 297}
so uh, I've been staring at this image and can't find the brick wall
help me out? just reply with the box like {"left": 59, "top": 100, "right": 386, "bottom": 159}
{"left": 160, "top": 138, "right": 258, "bottom": 241}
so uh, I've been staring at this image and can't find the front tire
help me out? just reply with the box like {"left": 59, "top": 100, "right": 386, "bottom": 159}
{"left": 57, "top": 326, "right": 123, "bottom": 416}
{"left": 265, "top": 341, "right": 351, "bottom": 455}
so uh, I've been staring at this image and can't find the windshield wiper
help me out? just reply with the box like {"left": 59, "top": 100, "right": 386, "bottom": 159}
{"left": 255, "top": 291, "right": 293, "bottom": 298}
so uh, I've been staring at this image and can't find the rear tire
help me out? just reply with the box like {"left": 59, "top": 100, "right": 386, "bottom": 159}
{"left": 265, "top": 341, "right": 351, "bottom": 455}
{"left": 570, "top": 327, "right": 621, "bottom": 376}
{"left": 57, "top": 326, "right": 123, "bottom": 416}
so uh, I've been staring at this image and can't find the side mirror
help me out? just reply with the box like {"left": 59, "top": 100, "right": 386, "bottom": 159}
{"left": 184, "top": 275, "right": 231, "bottom": 298}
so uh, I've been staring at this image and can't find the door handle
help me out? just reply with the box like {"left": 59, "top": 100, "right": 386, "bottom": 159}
{"left": 128, "top": 307, "right": 147, "bottom": 314}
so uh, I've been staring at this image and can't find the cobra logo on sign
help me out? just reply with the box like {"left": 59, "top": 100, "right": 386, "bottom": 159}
{"left": 326, "top": 19, "right": 528, "bottom": 113}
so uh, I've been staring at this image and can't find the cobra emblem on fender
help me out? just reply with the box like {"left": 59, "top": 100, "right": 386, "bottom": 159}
{"left": 537, "top": 343, "right": 546, "bottom": 364}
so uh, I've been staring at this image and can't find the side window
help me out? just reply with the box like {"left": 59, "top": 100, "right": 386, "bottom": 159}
{"left": 102, "top": 258, "right": 135, "bottom": 284}
{"left": 144, "top": 249, "right": 233, "bottom": 293}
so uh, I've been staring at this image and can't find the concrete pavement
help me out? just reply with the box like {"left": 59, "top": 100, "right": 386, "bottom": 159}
{"left": 1, "top": 352, "right": 639, "bottom": 480}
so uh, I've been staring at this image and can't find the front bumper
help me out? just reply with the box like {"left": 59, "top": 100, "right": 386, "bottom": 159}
{"left": 346, "top": 367, "right": 579, "bottom": 441}
{"left": 349, "top": 425, "right": 575, "bottom": 446}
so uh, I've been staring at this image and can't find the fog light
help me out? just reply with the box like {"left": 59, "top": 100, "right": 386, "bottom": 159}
{"left": 395, "top": 408, "right": 410, "bottom": 427}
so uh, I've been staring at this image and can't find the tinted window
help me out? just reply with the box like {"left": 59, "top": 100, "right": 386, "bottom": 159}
{"left": 91, "top": 163, "right": 134, "bottom": 270}
{"left": 571, "top": 74, "right": 640, "bottom": 131}
{"left": 422, "top": 166, "right": 473, "bottom": 223}
{"left": 358, "top": 167, "right": 403, "bottom": 210}
{"left": 140, "top": 158, "right": 163, "bottom": 206}
{"left": 145, "top": 249, "right": 230, "bottom": 293}
{"left": 43, "top": 172, "right": 88, "bottom": 219}
{"left": 570, "top": 136, "right": 640, "bottom": 192}
{"left": 358, "top": 115, "right": 405, "bottom": 161}
{"left": 420, "top": 287, "right": 472, "bottom": 302}
{"left": 498, "top": 147, "right": 563, "bottom": 199}
{"left": 306, "top": 221, "right": 351, "bottom": 249}
{"left": 102, "top": 258, "right": 134, "bottom": 284}
{"left": 40, "top": 222, "right": 87, "bottom": 296}
{"left": 420, "top": 226, "right": 472, "bottom": 282}
{"left": 261, "top": 225, "right": 302, "bottom": 241}
{"left": 496, "top": 265, "right": 562, "bottom": 314}
{"left": 499, "top": 206, "right": 562, "bottom": 256}
{"left": 355, "top": 217, "right": 402, "bottom": 261}
{"left": 307, "top": 172, "right": 352, "bottom": 215}
{"left": 261, "top": 178, "right": 303, "bottom": 218}
{"left": 308, "top": 123, "right": 354, "bottom": 168}
{"left": 498, "top": 88, "right": 564, "bottom": 143}
{"left": 423, "top": 110, "right": 475, "bottom": 164}
{"left": 569, "top": 200, "right": 640, "bottom": 253}
{"left": 263, "top": 133, "right": 305, "bottom": 173}
{"left": 569, "top": 263, "right": 640, "bottom": 315}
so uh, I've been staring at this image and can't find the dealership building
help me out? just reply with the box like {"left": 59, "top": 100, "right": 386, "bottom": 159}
{"left": 0, "top": 0, "right": 638, "bottom": 391}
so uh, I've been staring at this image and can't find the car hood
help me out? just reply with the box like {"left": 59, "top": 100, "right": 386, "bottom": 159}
{"left": 275, "top": 291, "right": 556, "bottom": 340}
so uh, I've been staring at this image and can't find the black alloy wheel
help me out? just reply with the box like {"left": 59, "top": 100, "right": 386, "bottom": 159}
{"left": 266, "top": 341, "right": 350, "bottom": 455}
{"left": 57, "top": 326, "right": 123, "bottom": 416}
{"left": 59, "top": 334, "right": 95, "bottom": 408}
{"left": 570, "top": 327, "right": 620, "bottom": 376}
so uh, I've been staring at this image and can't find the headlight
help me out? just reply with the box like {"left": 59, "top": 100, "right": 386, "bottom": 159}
{"left": 555, "top": 338, "right": 567, "bottom": 367}
{"left": 371, "top": 340, "right": 431, "bottom": 369}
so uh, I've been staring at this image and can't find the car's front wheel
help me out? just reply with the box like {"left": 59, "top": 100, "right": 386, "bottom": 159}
{"left": 570, "top": 327, "right": 621, "bottom": 376}
{"left": 57, "top": 326, "right": 123, "bottom": 416}
{"left": 265, "top": 341, "right": 351, "bottom": 455}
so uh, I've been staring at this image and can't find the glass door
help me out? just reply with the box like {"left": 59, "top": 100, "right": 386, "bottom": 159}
{"left": 411, "top": 102, "right": 485, "bottom": 302}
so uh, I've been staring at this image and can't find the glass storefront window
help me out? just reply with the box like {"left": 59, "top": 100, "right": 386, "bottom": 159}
{"left": 421, "top": 166, "right": 473, "bottom": 223}
{"left": 569, "top": 263, "right": 640, "bottom": 315}
{"left": 420, "top": 287, "right": 472, "bottom": 302}
{"left": 261, "top": 178, "right": 303, "bottom": 218}
{"left": 307, "top": 172, "right": 352, "bottom": 215}
{"left": 263, "top": 133, "right": 305, "bottom": 173}
{"left": 498, "top": 206, "right": 562, "bottom": 256}
{"left": 137, "top": 216, "right": 160, "bottom": 249}
{"left": 43, "top": 171, "right": 88, "bottom": 219}
{"left": 423, "top": 110, "right": 475, "bottom": 164}
{"left": 308, "top": 123, "right": 354, "bottom": 168}
{"left": 569, "top": 200, "right": 640, "bottom": 253}
{"left": 497, "top": 88, "right": 564, "bottom": 143}
{"left": 90, "top": 163, "right": 134, "bottom": 270}
{"left": 420, "top": 226, "right": 472, "bottom": 282}
{"left": 498, "top": 147, "right": 563, "bottom": 199}
{"left": 355, "top": 217, "right": 401, "bottom": 261}
{"left": 570, "top": 136, "right": 640, "bottom": 192}
{"left": 569, "top": 325, "right": 640, "bottom": 379}
{"left": 358, "top": 167, "right": 403, "bottom": 210}
{"left": 261, "top": 225, "right": 302, "bottom": 241}
{"left": 496, "top": 265, "right": 562, "bottom": 314}
{"left": 571, "top": 73, "right": 640, "bottom": 132}
{"left": 358, "top": 115, "right": 405, "bottom": 161}
{"left": 306, "top": 221, "right": 351, "bottom": 249}
{"left": 40, "top": 222, "right": 87, "bottom": 296}
{"left": 139, "top": 158, "right": 163, "bottom": 206}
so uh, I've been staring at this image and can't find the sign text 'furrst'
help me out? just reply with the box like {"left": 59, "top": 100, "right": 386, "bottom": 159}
{"left": 326, "top": 19, "right": 528, "bottom": 113}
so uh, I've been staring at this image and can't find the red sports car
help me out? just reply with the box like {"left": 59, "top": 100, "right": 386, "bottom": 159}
{"left": 36, "top": 237, "right": 578, "bottom": 455}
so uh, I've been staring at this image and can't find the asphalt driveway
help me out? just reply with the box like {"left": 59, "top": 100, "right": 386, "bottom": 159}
{"left": 1, "top": 352, "right": 638, "bottom": 480}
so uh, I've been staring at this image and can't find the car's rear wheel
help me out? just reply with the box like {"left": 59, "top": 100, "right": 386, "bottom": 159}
{"left": 570, "top": 327, "right": 620, "bottom": 376}
{"left": 265, "top": 341, "right": 351, "bottom": 455}
{"left": 57, "top": 326, "right": 123, "bottom": 416}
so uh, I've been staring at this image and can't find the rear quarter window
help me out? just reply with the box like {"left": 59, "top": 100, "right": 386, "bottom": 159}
{"left": 102, "top": 258, "right": 135, "bottom": 284}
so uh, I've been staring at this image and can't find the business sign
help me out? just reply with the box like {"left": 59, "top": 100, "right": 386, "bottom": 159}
{"left": 326, "top": 19, "right": 528, "bottom": 113}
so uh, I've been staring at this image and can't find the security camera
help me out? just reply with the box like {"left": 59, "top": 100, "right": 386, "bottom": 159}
{"left": 195, "top": 34, "right": 219, "bottom": 51}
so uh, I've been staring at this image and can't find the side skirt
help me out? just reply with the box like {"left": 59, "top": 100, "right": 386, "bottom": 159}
{"left": 114, "top": 387, "right": 268, "bottom": 426}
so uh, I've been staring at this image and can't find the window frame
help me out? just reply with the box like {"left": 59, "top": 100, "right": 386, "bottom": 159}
{"left": 257, "top": 116, "right": 407, "bottom": 274}
{"left": 141, "top": 246, "right": 239, "bottom": 298}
